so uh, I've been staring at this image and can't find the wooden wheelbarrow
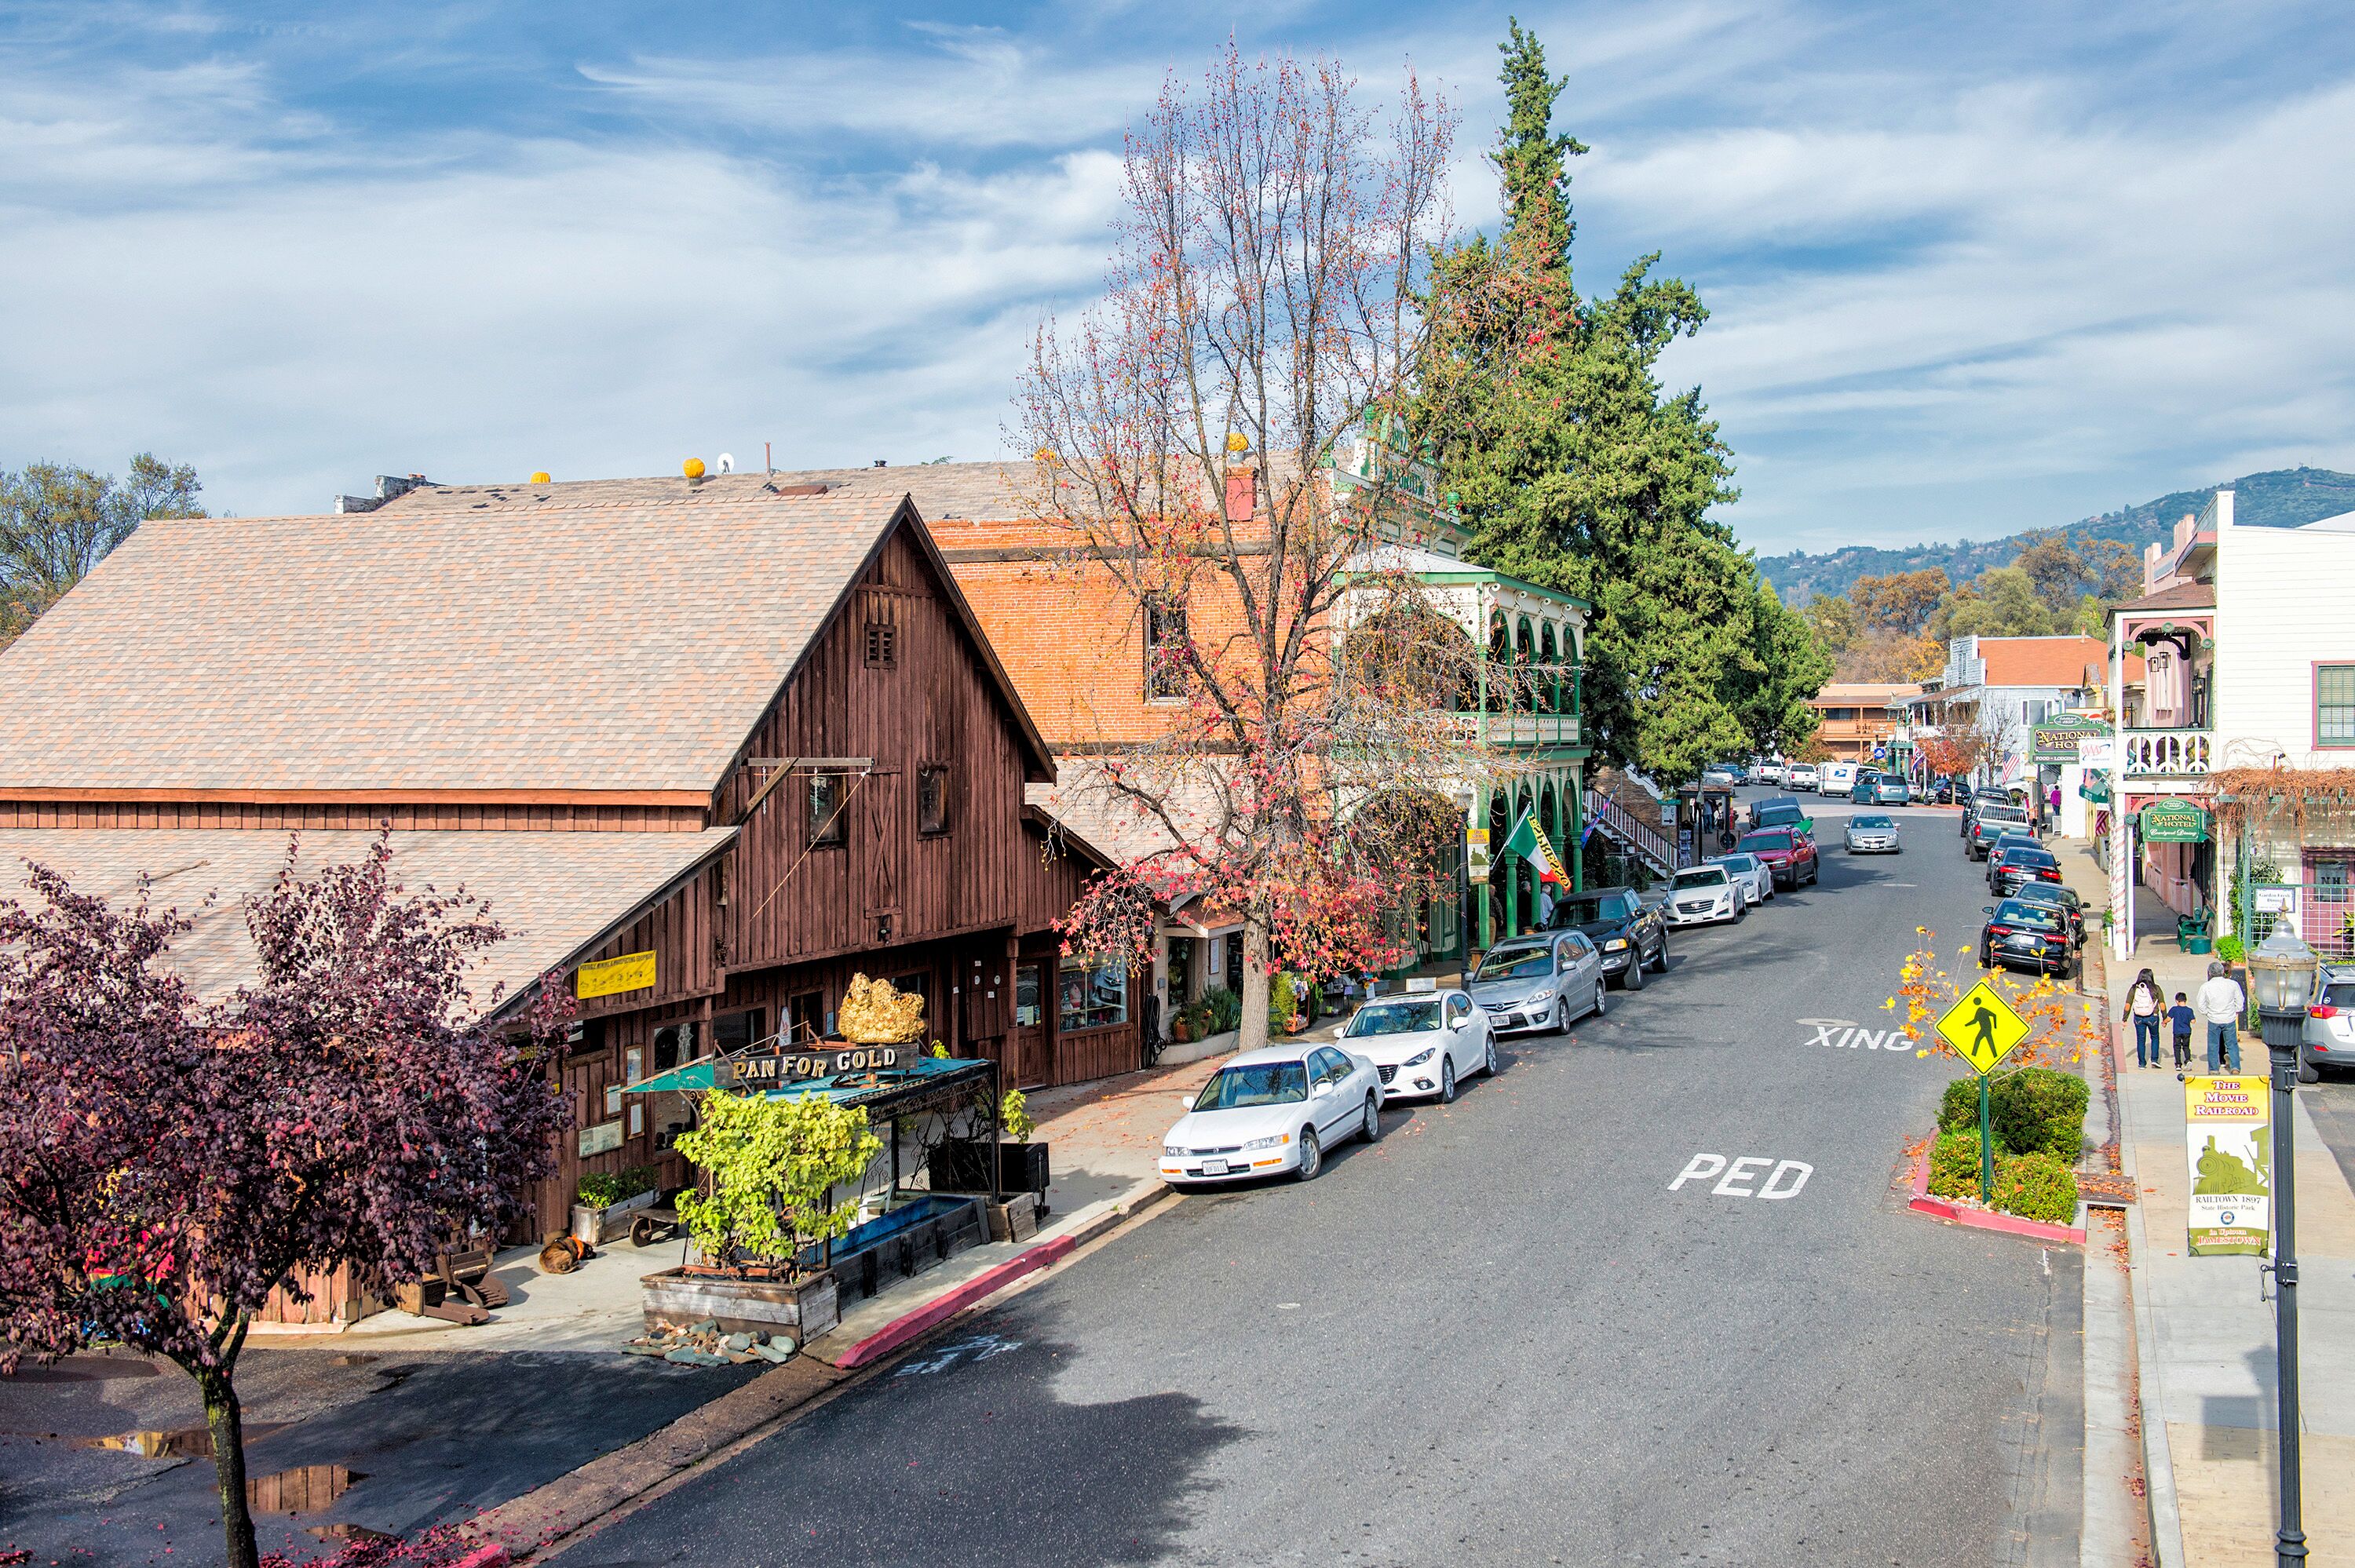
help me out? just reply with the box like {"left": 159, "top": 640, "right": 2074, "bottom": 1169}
{"left": 392, "top": 1245, "right": 511, "bottom": 1326}
{"left": 627, "top": 1206, "right": 682, "bottom": 1249}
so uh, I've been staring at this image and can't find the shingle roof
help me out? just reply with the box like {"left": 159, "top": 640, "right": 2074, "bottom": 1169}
{"left": 2110, "top": 581, "right": 2215, "bottom": 614}
{"left": 1974, "top": 636, "right": 2112, "bottom": 689}
{"left": 0, "top": 491, "right": 911, "bottom": 793}
{"left": 0, "top": 827, "right": 732, "bottom": 1011}
{"left": 375, "top": 464, "right": 1039, "bottom": 523}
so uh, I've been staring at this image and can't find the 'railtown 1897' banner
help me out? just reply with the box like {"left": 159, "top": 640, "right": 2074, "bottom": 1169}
{"left": 2185, "top": 1075, "right": 2269, "bottom": 1256}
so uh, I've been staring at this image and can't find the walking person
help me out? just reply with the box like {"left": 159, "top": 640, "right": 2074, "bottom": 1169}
{"left": 2196, "top": 960, "right": 2247, "bottom": 1074}
{"left": 2123, "top": 967, "right": 2163, "bottom": 1068}
{"left": 2167, "top": 991, "right": 2196, "bottom": 1080}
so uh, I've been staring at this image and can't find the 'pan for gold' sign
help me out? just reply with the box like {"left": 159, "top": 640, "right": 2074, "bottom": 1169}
{"left": 576, "top": 950, "right": 657, "bottom": 1000}
{"left": 719, "top": 1045, "right": 902, "bottom": 1088}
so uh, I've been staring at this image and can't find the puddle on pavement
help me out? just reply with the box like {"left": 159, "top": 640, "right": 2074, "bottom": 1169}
{"left": 309, "top": 1522, "right": 392, "bottom": 1544}
{"left": 248, "top": 1463, "right": 366, "bottom": 1515}
{"left": 78, "top": 1423, "right": 289, "bottom": 1459}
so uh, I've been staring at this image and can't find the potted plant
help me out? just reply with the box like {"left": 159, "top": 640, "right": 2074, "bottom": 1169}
{"left": 640, "top": 1092, "right": 880, "bottom": 1340}
{"left": 571, "top": 1165, "right": 661, "bottom": 1247}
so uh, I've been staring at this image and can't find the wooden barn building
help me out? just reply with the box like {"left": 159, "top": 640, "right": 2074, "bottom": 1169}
{"left": 0, "top": 472, "right": 1143, "bottom": 1267}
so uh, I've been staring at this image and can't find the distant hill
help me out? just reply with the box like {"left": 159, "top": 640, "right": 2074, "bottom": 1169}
{"left": 1757, "top": 466, "right": 2355, "bottom": 604}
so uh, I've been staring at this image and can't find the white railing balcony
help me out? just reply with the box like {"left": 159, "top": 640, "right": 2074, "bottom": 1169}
{"left": 1475, "top": 712, "right": 1582, "bottom": 749}
{"left": 2120, "top": 727, "right": 2214, "bottom": 779}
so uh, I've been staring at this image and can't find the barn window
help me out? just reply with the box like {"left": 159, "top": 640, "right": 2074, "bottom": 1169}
{"left": 809, "top": 772, "right": 847, "bottom": 847}
{"left": 864, "top": 621, "right": 898, "bottom": 668}
{"left": 918, "top": 764, "right": 951, "bottom": 834}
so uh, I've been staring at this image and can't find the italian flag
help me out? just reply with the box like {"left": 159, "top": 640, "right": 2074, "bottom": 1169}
{"left": 1502, "top": 804, "right": 1571, "bottom": 885}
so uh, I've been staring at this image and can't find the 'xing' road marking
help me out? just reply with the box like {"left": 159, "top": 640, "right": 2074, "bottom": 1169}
{"left": 1669, "top": 1152, "right": 1813, "bottom": 1198}
{"left": 1798, "top": 1018, "right": 1913, "bottom": 1052}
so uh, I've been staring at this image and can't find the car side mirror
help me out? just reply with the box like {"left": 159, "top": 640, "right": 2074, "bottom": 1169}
{"left": 1311, "top": 1081, "right": 1334, "bottom": 1099}
{"left": 1178, "top": 1094, "right": 1199, "bottom": 1113}
{"left": 1982, "top": 906, "right": 1995, "bottom": 914}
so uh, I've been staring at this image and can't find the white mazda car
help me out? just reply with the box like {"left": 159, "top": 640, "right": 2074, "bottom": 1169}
{"left": 1334, "top": 990, "right": 1496, "bottom": 1103}
{"left": 1159, "top": 1044, "right": 1383, "bottom": 1186}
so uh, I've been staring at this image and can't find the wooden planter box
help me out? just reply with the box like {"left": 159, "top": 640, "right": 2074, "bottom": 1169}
{"left": 572, "top": 1187, "right": 659, "bottom": 1247}
{"left": 829, "top": 1193, "right": 987, "bottom": 1304}
{"left": 641, "top": 1267, "right": 838, "bottom": 1341}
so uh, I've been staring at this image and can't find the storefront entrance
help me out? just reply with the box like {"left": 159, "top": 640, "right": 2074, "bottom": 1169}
{"left": 1012, "top": 963, "right": 1051, "bottom": 1088}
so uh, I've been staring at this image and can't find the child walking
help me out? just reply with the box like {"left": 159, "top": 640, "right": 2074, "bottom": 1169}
{"left": 2167, "top": 991, "right": 2196, "bottom": 1078}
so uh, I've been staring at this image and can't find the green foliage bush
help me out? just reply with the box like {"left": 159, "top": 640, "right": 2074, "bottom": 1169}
{"left": 1000, "top": 1088, "right": 1034, "bottom": 1143}
{"left": 2215, "top": 934, "right": 2246, "bottom": 964}
{"left": 1937, "top": 1069, "right": 2087, "bottom": 1159}
{"left": 1992, "top": 1150, "right": 2080, "bottom": 1223}
{"left": 674, "top": 1092, "right": 881, "bottom": 1268}
{"left": 1928, "top": 1129, "right": 1984, "bottom": 1200}
{"left": 576, "top": 1165, "right": 657, "bottom": 1209}
{"left": 1268, "top": 972, "right": 1299, "bottom": 1033}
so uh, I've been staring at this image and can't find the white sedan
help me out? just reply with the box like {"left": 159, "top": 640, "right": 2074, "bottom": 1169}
{"left": 1663, "top": 864, "right": 1746, "bottom": 926}
{"left": 1160, "top": 1043, "right": 1383, "bottom": 1186}
{"left": 1334, "top": 990, "right": 1496, "bottom": 1103}
{"left": 1708, "top": 851, "right": 1774, "bottom": 906}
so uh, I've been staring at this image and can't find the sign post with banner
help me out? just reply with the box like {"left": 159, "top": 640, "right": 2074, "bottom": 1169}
{"left": 1466, "top": 826, "right": 1492, "bottom": 886}
{"left": 1937, "top": 980, "right": 2032, "bottom": 1199}
{"left": 2186, "top": 1075, "right": 2271, "bottom": 1256}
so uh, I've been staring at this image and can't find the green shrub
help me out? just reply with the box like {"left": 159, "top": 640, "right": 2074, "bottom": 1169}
{"left": 1938, "top": 1077, "right": 1981, "bottom": 1134}
{"left": 674, "top": 1092, "right": 880, "bottom": 1267}
{"left": 576, "top": 1165, "right": 657, "bottom": 1209}
{"left": 1200, "top": 986, "right": 1243, "bottom": 1034}
{"left": 1928, "top": 1129, "right": 1984, "bottom": 1200}
{"left": 1268, "top": 972, "right": 1299, "bottom": 1033}
{"left": 1000, "top": 1088, "right": 1034, "bottom": 1143}
{"left": 2216, "top": 934, "right": 2246, "bottom": 964}
{"left": 1991, "top": 1067, "right": 2087, "bottom": 1159}
{"left": 1992, "top": 1150, "right": 2079, "bottom": 1223}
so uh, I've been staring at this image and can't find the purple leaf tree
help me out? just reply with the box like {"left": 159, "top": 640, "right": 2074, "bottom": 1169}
{"left": 0, "top": 835, "right": 572, "bottom": 1568}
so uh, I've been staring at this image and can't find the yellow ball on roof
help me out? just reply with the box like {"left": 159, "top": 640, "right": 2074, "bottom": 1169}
{"left": 683, "top": 458, "right": 706, "bottom": 480}
{"left": 530, "top": 471, "right": 551, "bottom": 484}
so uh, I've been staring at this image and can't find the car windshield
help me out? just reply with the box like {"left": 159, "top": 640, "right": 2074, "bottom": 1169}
{"left": 1739, "top": 831, "right": 1793, "bottom": 853}
{"left": 1555, "top": 894, "right": 1630, "bottom": 925}
{"left": 1345, "top": 1000, "right": 1444, "bottom": 1036}
{"left": 1714, "top": 855, "right": 1758, "bottom": 872}
{"left": 1995, "top": 902, "right": 2065, "bottom": 931}
{"left": 2013, "top": 882, "right": 2077, "bottom": 907}
{"left": 1672, "top": 868, "right": 1729, "bottom": 888}
{"left": 1853, "top": 815, "right": 1893, "bottom": 829}
{"left": 1192, "top": 1061, "right": 1309, "bottom": 1110}
{"left": 1473, "top": 945, "right": 1555, "bottom": 980}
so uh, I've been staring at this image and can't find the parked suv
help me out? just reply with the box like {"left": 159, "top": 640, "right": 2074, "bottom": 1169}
{"left": 1543, "top": 885, "right": 1670, "bottom": 991}
{"left": 2304, "top": 963, "right": 2355, "bottom": 1075}
{"left": 1967, "top": 807, "right": 2032, "bottom": 860}
{"left": 1737, "top": 826, "right": 1820, "bottom": 889}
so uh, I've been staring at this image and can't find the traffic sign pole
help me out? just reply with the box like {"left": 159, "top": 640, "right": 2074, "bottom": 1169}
{"left": 1978, "top": 1073, "right": 1995, "bottom": 1200}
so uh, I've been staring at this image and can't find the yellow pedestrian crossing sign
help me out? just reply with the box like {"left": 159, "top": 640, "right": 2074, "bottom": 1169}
{"left": 1937, "top": 980, "right": 2030, "bottom": 1074}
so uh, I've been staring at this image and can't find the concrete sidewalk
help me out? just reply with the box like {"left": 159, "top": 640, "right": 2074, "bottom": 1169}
{"left": 2056, "top": 838, "right": 2355, "bottom": 1565}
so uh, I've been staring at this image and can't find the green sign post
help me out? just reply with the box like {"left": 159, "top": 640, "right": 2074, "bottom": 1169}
{"left": 1937, "top": 981, "right": 2032, "bottom": 1199}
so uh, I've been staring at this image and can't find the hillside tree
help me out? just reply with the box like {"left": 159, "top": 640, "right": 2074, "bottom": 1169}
{"left": 0, "top": 454, "right": 204, "bottom": 647}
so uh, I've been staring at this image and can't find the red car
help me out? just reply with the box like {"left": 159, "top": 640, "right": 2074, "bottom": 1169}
{"left": 1736, "top": 826, "right": 1819, "bottom": 889}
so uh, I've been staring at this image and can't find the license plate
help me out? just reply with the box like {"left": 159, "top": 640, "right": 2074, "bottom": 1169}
{"left": 1199, "top": 1158, "right": 1229, "bottom": 1176}
{"left": 2006, "top": 935, "right": 2036, "bottom": 948}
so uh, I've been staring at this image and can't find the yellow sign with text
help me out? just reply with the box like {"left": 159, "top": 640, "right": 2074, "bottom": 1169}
{"left": 1937, "top": 980, "right": 2029, "bottom": 1074}
{"left": 576, "top": 950, "right": 657, "bottom": 1001}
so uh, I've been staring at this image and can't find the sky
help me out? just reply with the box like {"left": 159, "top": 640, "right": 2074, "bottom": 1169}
{"left": 4, "top": 1, "right": 2353, "bottom": 556}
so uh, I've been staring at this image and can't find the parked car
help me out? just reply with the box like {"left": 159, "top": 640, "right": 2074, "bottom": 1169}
{"left": 2007, "top": 880, "right": 2085, "bottom": 947}
{"left": 1930, "top": 778, "right": 1960, "bottom": 805}
{"left": 1710, "top": 851, "right": 1775, "bottom": 906}
{"left": 1820, "top": 761, "right": 1858, "bottom": 797}
{"left": 1787, "top": 762, "right": 1820, "bottom": 791}
{"left": 2303, "top": 963, "right": 2355, "bottom": 1075}
{"left": 1160, "top": 1044, "right": 1384, "bottom": 1185}
{"left": 1664, "top": 864, "right": 1746, "bottom": 927}
{"left": 1979, "top": 898, "right": 2077, "bottom": 978}
{"left": 1544, "top": 885, "right": 1670, "bottom": 990}
{"left": 1966, "top": 807, "right": 2032, "bottom": 859}
{"left": 1337, "top": 990, "right": 1497, "bottom": 1103}
{"left": 1750, "top": 795, "right": 1809, "bottom": 832}
{"left": 1989, "top": 841, "right": 2062, "bottom": 896}
{"left": 1844, "top": 813, "right": 1901, "bottom": 854}
{"left": 1753, "top": 759, "right": 1787, "bottom": 785}
{"left": 1737, "top": 826, "right": 1820, "bottom": 889}
{"left": 1870, "top": 775, "right": 1911, "bottom": 806}
{"left": 1960, "top": 786, "right": 2012, "bottom": 837}
{"left": 1467, "top": 931, "right": 1607, "bottom": 1037}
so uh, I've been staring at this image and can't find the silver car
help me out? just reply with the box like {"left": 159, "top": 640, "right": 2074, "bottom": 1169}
{"left": 1845, "top": 813, "right": 1902, "bottom": 854}
{"left": 2305, "top": 964, "right": 2355, "bottom": 1074}
{"left": 1710, "top": 851, "right": 1774, "bottom": 906}
{"left": 1467, "top": 930, "right": 1608, "bottom": 1035}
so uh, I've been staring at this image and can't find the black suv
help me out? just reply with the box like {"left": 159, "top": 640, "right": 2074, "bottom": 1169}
{"left": 1545, "top": 885, "right": 1670, "bottom": 991}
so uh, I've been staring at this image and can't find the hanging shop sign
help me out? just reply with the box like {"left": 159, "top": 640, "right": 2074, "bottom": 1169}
{"left": 2031, "top": 719, "right": 2108, "bottom": 763}
{"left": 717, "top": 1044, "right": 903, "bottom": 1088}
{"left": 2078, "top": 737, "right": 2113, "bottom": 770}
{"left": 2137, "top": 798, "right": 2211, "bottom": 844}
{"left": 2253, "top": 884, "right": 2301, "bottom": 917}
{"left": 2185, "top": 1075, "right": 2270, "bottom": 1256}
{"left": 577, "top": 949, "right": 657, "bottom": 1000}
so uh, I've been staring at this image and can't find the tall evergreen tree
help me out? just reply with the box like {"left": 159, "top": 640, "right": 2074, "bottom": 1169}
{"left": 1419, "top": 20, "right": 1826, "bottom": 782}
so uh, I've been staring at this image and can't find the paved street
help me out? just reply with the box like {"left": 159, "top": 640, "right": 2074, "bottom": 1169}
{"left": 575, "top": 797, "right": 2081, "bottom": 1568}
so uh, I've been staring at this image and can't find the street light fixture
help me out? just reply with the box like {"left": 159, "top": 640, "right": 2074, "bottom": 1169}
{"left": 2245, "top": 920, "right": 2319, "bottom": 1566}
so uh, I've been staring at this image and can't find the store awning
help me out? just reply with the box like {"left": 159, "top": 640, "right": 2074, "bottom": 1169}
{"left": 625, "top": 1052, "right": 997, "bottom": 1114}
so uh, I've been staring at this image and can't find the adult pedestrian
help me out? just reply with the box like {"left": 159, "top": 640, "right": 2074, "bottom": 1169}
{"left": 2122, "top": 967, "right": 2163, "bottom": 1068}
{"left": 2195, "top": 959, "right": 2246, "bottom": 1074}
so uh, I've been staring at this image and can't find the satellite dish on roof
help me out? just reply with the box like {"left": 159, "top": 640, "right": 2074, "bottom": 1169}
{"left": 716, "top": 453, "right": 736, "bottom": 474}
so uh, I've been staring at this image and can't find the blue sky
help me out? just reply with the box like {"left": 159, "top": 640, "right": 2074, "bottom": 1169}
{"left": 4, "top": 1, "right": 2352, "bottom": 555}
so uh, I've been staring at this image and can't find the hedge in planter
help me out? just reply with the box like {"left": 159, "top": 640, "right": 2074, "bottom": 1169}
{"left": 1926, "top": 1130, "right": 2081, "bottom": 1222}
{"left": 1938, "top": 1068, "right": 2087, "bottom": 1159}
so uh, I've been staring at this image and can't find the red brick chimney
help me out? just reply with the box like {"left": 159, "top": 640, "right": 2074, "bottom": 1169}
{"left": 1223, "top": 466, "right": 1257, "bottom": 523}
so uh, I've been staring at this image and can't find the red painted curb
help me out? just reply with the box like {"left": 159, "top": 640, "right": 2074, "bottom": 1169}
{"left": 832, "top": 1234, "right": 1077, "bottom": 1370}
{"left": 1907, "top": 1150, "right": 2086, "bottom": 1245}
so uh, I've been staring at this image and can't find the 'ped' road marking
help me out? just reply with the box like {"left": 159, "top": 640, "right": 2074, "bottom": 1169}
{"left": 1670, "top": 1152, "right": 1813, "bottom": 1198}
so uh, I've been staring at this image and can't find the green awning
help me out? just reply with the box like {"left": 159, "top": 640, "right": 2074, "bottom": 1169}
{"left": 2138, "top": 798, "right": 2211, "bottom": 844}
{"left": 624, "top": 1052, "right": 995, "bottom": 1110}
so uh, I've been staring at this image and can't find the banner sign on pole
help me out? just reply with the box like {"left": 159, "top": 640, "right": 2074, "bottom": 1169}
{"left": 1466, "top": 827, "right": 1492, "bottom": 885}
{"left": 2186, "top": 1075, "right": 2271, "bottom": 1256}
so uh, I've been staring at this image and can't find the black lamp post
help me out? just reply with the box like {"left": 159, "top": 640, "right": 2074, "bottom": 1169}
{"left": 2246, "top": 921, "right": 2319, "bottom": 1566}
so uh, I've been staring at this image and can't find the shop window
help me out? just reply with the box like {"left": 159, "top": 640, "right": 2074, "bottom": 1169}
{"left": 864, "top": 621, "right": 897, "bottom": 668}
{"left": 784, "top": 990, "right": 823, "bottom": 1044}
{"left": 1013, "top": 968, "right": 1044, "bottom": 1028}
{"left": 918, "top": 764, "right": 951, "bottom": 834}
{"left": 652, "top": 1020, "right": 696, "bottom": 1072}
{"left": 1166, "top": 935, "right": 1198, "bottom": 1005}
{"left": 2315, "top": 858, "right": 2352, "bottom": 905}
{"left": 1145, "top": 594, "right": 1189, "bottom": 701}
{"left": 713, "top": 1009, "right": 766, "bottom": 1056}
{"left": 809, "top": 772, "right": 847, "bottom": 846}
{"left": 1059, "top": 957, "right": 1128, "bottom": 1032}
{"left": 2318, "top": 665, "right": 2355, "bottom": 746}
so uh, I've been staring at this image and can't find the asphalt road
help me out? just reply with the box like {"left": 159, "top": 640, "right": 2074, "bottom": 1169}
{"left": 575, "top": 792, "right": 2083, "bottom": 1568}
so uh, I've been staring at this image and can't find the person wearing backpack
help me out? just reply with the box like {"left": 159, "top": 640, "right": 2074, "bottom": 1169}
{"left": 2122, "top": 968, "right": 2163, "bottom": 1068}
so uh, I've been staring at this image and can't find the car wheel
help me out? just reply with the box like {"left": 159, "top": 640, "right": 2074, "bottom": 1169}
{"left": 1552, "top": 999, "right": 1572, "bottom": 1036}
{"left": 1293, "top": 1128, "right": 1322, "bottom": 1181}
{"left": 1979, "top": 943, "right": 1991, "bottom": 968}
{"left": 2298, "top": 1060, "right": 2321, "bottom": 1084}
{"left": 1622, "top": 950, "right": 1645, "bottom": 990}
{"left": 1591, "top": 979, "right": 1607, "bottom": 1019}
{"left": 1439, "top": 1057, "right": 1459, "bottom": 1103}
{"left": 1735, "top": 899, "right": 1747, "bottom": 922}
{"left": 1806, "top": 861, "right": 1819, "bottom": 886}
{"left": 1361, "top": 1092, "right": 1382, "bottom": 1143}
{"left": 1483, "top": 1033, "right": 1499, "bottom": 1076}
